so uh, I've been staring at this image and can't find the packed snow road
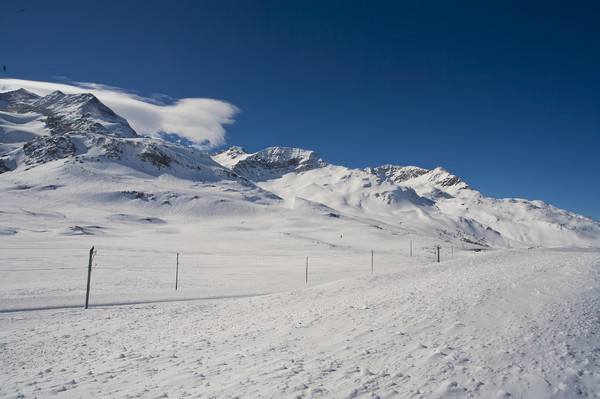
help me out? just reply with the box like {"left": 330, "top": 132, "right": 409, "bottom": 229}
{"left": 1, "top": 248, "right": 598, "bottom": 398}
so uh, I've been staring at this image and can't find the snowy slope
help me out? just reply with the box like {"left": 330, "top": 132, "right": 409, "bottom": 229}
{"left": 385, "top": 166, "right": 600, "bottom": 247}
{"left": 0, "top": 110, "right": 49, "bottom": 156}
{"left": 1, "top": 249, "right": 598, "bottom": 398}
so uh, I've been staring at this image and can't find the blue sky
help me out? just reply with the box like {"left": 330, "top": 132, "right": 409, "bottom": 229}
{"left": 1, "top": 1, "right": 599, "bottom": 219}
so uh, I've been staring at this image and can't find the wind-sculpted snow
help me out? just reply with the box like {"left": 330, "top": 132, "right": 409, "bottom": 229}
{"left": 0, "top": 110, "right": 49, "bottom": 155}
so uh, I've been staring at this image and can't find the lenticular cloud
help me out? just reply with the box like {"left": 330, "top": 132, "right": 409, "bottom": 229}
{"left": 0, "top": 79, "right": 239, "bottom": 149}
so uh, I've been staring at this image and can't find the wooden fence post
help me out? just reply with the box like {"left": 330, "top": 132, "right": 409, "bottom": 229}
{"left": 175, "top": 252, "right": 179, "bottom": 290}
{"left": 85, "top": 246, "right": 95, "bottom": 309}
{"left": 306, "top": 257, "right": 309, "bottom": 283}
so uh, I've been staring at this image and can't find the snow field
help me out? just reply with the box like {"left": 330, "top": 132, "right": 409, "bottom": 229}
{"left": 0, "top": 231, "right": 449, "bottom": 312}
{"left": 1, "top": 248, "right": 598, "bottom": 398}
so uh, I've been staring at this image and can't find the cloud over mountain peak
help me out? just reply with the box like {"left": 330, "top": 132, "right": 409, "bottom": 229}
{"left": 0, "top": 79, "right": 239, "bottom": 150}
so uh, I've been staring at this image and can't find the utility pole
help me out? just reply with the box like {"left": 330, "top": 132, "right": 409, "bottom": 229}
{"left": 436, "top": 245, "right": 441, "bottom": 263}
{"left": 85, "top": 246, "right": 95, "bottom": 309}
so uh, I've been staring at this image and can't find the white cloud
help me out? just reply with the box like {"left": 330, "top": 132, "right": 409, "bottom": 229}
{"left": 0, "top": 79, "right": 239, "bottom": 149}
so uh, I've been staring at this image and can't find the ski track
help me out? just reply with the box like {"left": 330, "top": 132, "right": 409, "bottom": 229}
{"left": 0, "top": 249, "right": 599, "bottom": 398}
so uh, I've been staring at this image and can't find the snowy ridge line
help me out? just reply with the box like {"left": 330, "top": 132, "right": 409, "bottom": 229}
{"left": 0, "top": 293, "right": 268, "bottom": 314}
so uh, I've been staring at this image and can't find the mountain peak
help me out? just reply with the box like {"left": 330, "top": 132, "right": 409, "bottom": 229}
{"left": 368, "top": 165, "right": 429, "bottom": 183}
{"left": 213, "top": 146, "right": 328, "bottom": 181}
{"left": 427, "top": 167, "right": 470, "bottom": 188}
{"left": 0, "top": 88, "right": 138, "bottom": 139}
{"left": 0, "top": 88, "right": 41, "bottom": 112}
{"left": 221, "top": 146, "right": 248, "bottom": 157}
{"left": 6, "top": 88, "right": 40, "bottom": 100}
{"left": 0, "top": 87, "right": 141, "bottom": 170}
{"left": 255, "top": 147, "right": 323, "bottom": 166}
{"left": 28, "top": 90, "right": 66, "bottom": 111}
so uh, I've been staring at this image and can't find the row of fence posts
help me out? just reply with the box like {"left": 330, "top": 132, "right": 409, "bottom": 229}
{"left": 83, "top": 243, "right": 460, "bottom": 308}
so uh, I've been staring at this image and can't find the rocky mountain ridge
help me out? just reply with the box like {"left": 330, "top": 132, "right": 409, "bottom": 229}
{"left": 213, "top": 146, "right": 328, "bottom": 181}
{"left": 0, "top": 88, "right": 137, "bottom": 138}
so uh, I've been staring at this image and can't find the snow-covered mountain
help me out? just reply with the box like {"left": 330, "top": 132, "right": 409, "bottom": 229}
{"left": 0, "top": 88, "right": 254, "bottom": 182}
{"left": 213, "top": 146, "right": 600, "bottom": 248}
{"left": 1, "top": 87, "right": 599, "bottom": 249}
{"left": 0, "top": 88, "right": 282, "bottom": 243}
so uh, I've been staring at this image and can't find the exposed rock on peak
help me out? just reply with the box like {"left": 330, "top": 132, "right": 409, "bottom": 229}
{"left": 213, "top": 146, "right": 328, "bottom": 181}
{"left": 424, "top": 167, "right": 471, "bottom": 189}
{"left": 0, "top": 88, "right": 41, "bottom": 112}
{"left": 217, "top": 146, "right": 248, "bottom": 159}
{"left": 255, "top": 147, "right": 325, "bottom": 170}
{"left": 0, "top": 88, "right": 138, "bottom": 139}
{"left": 368, "top": 165, "right": 429, "bottom": 183}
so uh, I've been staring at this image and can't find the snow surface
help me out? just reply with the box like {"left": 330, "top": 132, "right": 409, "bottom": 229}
{"left": 0, "top": 110, "right": 49, "bottom": 154}
{"left": 1, "top": 248, "right": 598, "bottom": 398}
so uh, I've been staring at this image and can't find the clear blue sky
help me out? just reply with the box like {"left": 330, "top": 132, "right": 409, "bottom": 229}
{"left": 1, "top": 0, "right": 599, "bottom": 219}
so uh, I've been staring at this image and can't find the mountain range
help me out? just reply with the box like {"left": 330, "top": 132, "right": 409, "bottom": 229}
{"left": 1, "top": 87, "right": 599, "bottom": 249}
